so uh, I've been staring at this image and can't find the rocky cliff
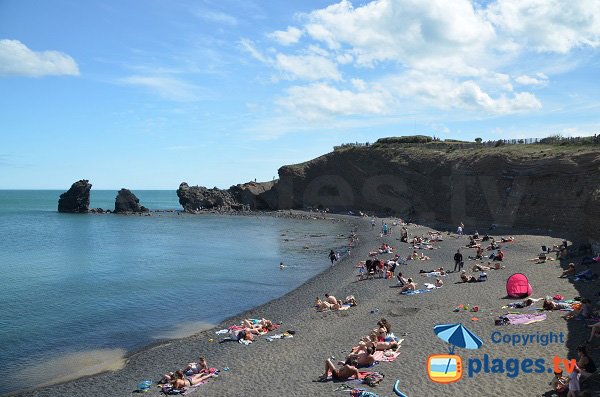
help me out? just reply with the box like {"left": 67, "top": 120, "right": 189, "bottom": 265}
{"left": 176, "top": 181, "right": 276, "bottom": 212}
{"left": 58, "top": 179, "right": 92, "bottom": 213}
{"left": 268, "top": 141, "right": 600, "bottom": 242}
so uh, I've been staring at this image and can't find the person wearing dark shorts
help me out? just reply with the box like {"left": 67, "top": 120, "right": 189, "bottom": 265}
{"left": 453, "top": 249, "right": 463, "bottom": 272}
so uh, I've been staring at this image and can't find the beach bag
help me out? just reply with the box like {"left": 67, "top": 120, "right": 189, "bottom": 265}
{"left": 506, "top": 273, "right": 532, "bottom": 298}
{"left": 363, "top": 372, "right": 385, "bottom": 387}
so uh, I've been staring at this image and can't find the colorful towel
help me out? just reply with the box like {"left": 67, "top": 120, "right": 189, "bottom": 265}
{"left": 373, "top": 350, "right": 400, "bottom": 362}
{"left": 506, "top": 313, "right": 547, "bottom": 325}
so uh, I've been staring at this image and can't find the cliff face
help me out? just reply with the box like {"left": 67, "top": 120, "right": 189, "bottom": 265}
{"left": 269, "top": 143, "right": 600, "bottom": 242}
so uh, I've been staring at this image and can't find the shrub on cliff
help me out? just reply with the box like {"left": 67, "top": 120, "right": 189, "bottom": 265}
{"left": 375, "top": 135, "right": 433, "bottom": 144}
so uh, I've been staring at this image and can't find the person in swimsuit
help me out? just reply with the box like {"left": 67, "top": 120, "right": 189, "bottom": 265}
{"left": 170, "top": 370, "right": 214, "bottom": 390}
{"left": 319, "top": 357, "right": 360, "bottom": 381}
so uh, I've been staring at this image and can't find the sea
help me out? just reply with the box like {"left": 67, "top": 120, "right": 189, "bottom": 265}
{"left": 0, "top": 190, "right": 350, "bottom": 395}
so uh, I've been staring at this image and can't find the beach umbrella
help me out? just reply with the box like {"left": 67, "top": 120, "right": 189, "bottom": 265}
{"left": 434, "top": 323, "right": 482, "bottom": 351}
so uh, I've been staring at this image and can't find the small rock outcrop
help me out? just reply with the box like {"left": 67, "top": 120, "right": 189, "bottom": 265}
{"left": 177, "top": 183, "right": 241, "bottom": 212}
{"left": 114, "top": 189, "right": 148, "bottom": 213}
{"left": 58, "top": 179, "right": 92, "bottom": 213}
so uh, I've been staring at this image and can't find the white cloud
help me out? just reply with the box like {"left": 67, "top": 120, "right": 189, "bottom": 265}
{"left": 120, "top": 75, "right": 199, "bottom": 101}
{"left": 277, "top": 82, "right": 392, "bottom": 120}
{"left": 486, "top": 0, "right": 600, "bottom": 53}
{"left": 303, "top": 0, "right": 495, "bottom": 69}
{"left": 386, "top": 72, "right": 541, "bottom": 114}
{"left": 0, "top": 39, "right": 79, "bottom": 77}
{"left": 515, "top": 74, "right": 548, "bottom": 86}
{"left": 275, "top": 54, "right": 341, "bottom": 81}
{"left": 268, "top": 27, "right": 303, "bottom": 46}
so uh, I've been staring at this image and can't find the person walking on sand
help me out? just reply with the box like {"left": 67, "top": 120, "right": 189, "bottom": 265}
{"left": 329, "top": 250, "right": 337, "bottom": 265}
{"left": 453, "top": 249, "right": 463, "bottom": 272}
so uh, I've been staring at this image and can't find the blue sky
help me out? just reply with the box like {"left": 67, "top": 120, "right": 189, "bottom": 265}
{"left": 1, "top": 0, "right": 599, "bottom": 189}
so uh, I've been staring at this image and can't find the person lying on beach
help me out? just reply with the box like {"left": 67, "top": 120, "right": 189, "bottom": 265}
{"left": 325, "top": 293, "right": 338, "bottom": 305}
{"left": 315, "top": 298, "right": 342, "bottom": 311}
{"left": 319, "top": 357, "right": 360, "bottom": 382}
{"left": 374, "top": 340, "right": 400, "bottom": 351}
{"left": 459, "top": 271, "right": 479, "bottom": 283}
{"left": 486, "top": 240, "right": 500, "bottom": 251}
{"left": 468, "top": 247, "right": 485, "bottom": 260}
{"left": 472, "top": 262, "right": 505, "bottom": 272}
{"left": 419, "top": 267, "right": 446, "bottom": 277}
{"left": 170, "top": 369, "right": 215, "bottom": 390}
{"left": 500, "top": 236, "right": 515, "bottom": 242}
{"left": 399, "top": 278, "right": 416, "bottom": 292}
{"left": 542, "top": 299, "right": 574, "bottom": 311}
{"left": 560, "top": 263, "right": 577, "bottom": 278}
{"left": 407, "top": 251, "right": 430, "bottom": 260}
{"left": 434, "top": 278, "right": 444, "bottom": 288}
{"left": 242, "top": 318, "right": 275, "bottom": 332}
{"left": 508, "top": 298, "right": 535, "bottom": 309}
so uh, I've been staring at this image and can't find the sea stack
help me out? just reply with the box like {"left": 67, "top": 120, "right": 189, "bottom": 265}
{"left": 114, "top": 189, "right": 149, "bottom": 213}
{"left": 58, "top": 179, "right": 92, "bottom": 213}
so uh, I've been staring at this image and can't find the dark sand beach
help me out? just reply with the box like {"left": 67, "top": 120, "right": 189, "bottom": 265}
{"left": 12, "top": 213, "right": 600, "bottom": 397}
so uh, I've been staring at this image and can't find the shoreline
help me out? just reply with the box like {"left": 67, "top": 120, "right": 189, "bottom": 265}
{"left": 10, "top": 213, "right": 600, "bottom": 397}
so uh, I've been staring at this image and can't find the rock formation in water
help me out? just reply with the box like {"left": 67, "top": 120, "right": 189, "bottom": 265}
{"left": 58, "top": 179, "right": 92, "bottom": 213}
{"left": 176, "top": 181, "right": 277, "bottom": 212}
{"left": 114, "top": 189, "right": 149, "bottom": 213}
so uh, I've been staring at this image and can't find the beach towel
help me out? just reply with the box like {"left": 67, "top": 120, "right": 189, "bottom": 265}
{"left": 505, "top": 313, "right": 547, "bottom": 325}
{"left": 401, "top": 289, "right": 432, "bottom": 296}
{"left": 373, "top": 350, "right": 400, "bottom": 362}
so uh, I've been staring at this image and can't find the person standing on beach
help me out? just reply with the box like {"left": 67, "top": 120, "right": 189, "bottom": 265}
{"left": 453, "top": 249, "right": 463, "bottom": 272}
{"left": 329, "top": 250, "right": 337, "bottom": 265}
{"left": 371, "top": 218, "right": 376, "bottom": 230}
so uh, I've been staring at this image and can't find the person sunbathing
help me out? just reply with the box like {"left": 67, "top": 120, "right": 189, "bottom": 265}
{"left": 170, "top": 369, "right": 214, "bottom": 390}
{"left": 472, "top": 262, "right": 504, "bottom": 271}
{"left": 543, "top": 299, "right": 573, "bottom": 311}
{"left": 459, "top": 271, "right": 478, "bottom": 283}
{"left": 419, "top": 267, "right": 446, "bottom": 277}
{"left": 434, "top": 278, "right": 444, "bottom": 288}
{"left": 500, "top": 236, "right": 514, "bottom": 242}
{"left": 419, "top": 252, "right": 431, "bottom": 260}
{"left": 508, "top": 298, "right": 535, "bottom": 308}
{"left": 319, "top": 357, "right": 360, "bottom": 382}
{"left": 184, "top": 356, "right": 208, "bottom": 375}
{"left": 560, "top": 263, "right": 577, "bottom": 278}
{"left": 344, "top": 295, "right": 358, "bottom": 306}
{"left": 343, "top": 345, "right": 376, "bottom": 368}
{"left": 374, "top": 340, "right": 400, "bottom": 351}
{"left": 399, "top": 278, "right": 416, "bottom": 292}
{"left": 316, "top": 299, "right": 342, "bottom": 311}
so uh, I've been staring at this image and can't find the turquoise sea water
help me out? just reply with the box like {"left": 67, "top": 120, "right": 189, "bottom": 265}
{"left": 0, "top": 190, "right": 349, "bottom": 395}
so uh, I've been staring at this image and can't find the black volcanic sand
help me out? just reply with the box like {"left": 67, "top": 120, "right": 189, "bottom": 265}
{"left": 12, "top": 213, "right": 600, "bottom": 397}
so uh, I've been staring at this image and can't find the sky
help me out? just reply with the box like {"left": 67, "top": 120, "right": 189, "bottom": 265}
{"left": 1, "top": 0, "right": 599, "bottom": 189}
